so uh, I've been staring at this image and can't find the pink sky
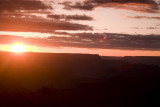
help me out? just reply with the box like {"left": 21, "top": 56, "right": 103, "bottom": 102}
{"left": 0, "top": 0, "right": 160, "bottom": 56}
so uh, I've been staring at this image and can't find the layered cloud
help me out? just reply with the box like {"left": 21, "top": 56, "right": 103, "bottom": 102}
{"left": 1, "top": 33, "right": 160, "bottom": 50}
{"left": 61, "top": 0, "right": 159, "bottom": 13}
{"left": 58, "top": 32, "right": 160, "bottom": 50}
{"left": 0, "top": 0, "right": 159, "bottom": 52}
{"left": 0, "top": 0, "right": 93, "bottom": 32}
{"left": 0, "top": 16, "right": 93, "bottom": 32}
{"left": 127, "top": 15, "right": 160, "bottom": 20}
{"left": 0, "top": 0, "right": 52, "bottom": 13}
{"left": 47, "top": 14, "right": 93, "bottom": 21}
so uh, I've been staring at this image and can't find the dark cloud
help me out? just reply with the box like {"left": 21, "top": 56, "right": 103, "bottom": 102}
{"left": 0, "top": 0, "right": 53, "bottom": 21}
{"left": 48, "top": 32, "right": 160, "bottom": 50}
{"left": 60, "top": 1, "right": 94, "bottom": 11}
{"left": 127, "top": 16, "right": 160, "bottom": 20}
{"left": 146, "top": 27, "right": 158, "bottom": 29}
{"left": 0, "top": 0, "right": 53, "bottom": 24}
{"left": 47, "top": 14, "right": 93, "bottom": 21}
{"left": 0, "top": 16, "right": 93, "bottom": 32}
{"left": 61, "top": 0, "right": 159, "bottom": 13}
{"left": 1, "top": 32, "right": 159, "bottom": 51}
{"left": 0, "top": 0, "right": 93, "bottom": 32}
{"left": 0, "top": 0, "right": 52, "bottom": 13}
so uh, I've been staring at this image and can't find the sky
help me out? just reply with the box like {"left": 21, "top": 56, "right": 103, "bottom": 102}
{"left": 0, "top": 0, "right": 160, "bottom": 56}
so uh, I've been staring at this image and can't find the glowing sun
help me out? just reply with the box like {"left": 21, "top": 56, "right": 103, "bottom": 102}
{"left": 11, "top": 43, "right": 26, "bottom": 53}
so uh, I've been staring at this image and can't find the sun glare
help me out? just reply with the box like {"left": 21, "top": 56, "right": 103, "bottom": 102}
{"left": 10, "top": 43, "right": 26, "bottom": 53}
{"left": 1, "top": 42, "right": 37, "bottom": 53}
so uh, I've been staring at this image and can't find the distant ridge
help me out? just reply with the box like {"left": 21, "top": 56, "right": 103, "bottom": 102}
{"left": 102, "top": 56, "right": 160, "bottom": 66}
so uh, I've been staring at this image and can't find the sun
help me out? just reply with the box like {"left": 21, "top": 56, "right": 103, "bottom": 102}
{"left": 10, "top": 43, "right": 26, "bottom": 53}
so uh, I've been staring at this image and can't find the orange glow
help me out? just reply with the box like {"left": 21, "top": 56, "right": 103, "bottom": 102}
{"left": 0, "top": 44, "right": 160, "bottom": 56}
{"left": 0, "top": 31, "right": 52, "bottom": 38}
{"left": 11, "top": 43, "right": 26, "bottom": 53}
{"left": 0, "top": 43, "right": 37, "bottom": 53}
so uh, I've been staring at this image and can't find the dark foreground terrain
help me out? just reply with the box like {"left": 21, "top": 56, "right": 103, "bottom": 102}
{"left": 0, "top": 52, "right": 160, "bottom": 107}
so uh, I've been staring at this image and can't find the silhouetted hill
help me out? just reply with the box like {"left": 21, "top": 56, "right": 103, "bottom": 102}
{"left": 0, "top": 52, "right": 160, "bottom": 107}
{"left": 123, "top": 56, "right": 160, "bottom": 66}
{"left": 102, "top": 56, "right": 160, "bottom": 66}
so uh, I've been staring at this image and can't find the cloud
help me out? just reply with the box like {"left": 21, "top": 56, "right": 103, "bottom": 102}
{"left": 48, "top": 32, "right": 160, "bottom": 50}
{"left": 127, "top": 16, "right": 160, "bottom": 20}
{"left": 60, "top": 1, "right": 94, "bottom": 11}
{"left": 146, "top": 27, "right": 158, "bottom": 29}
{"left": 0, "top": 35, "right": 55, "bottom": 47}
{"left": 1, "top": 32, "right": 159, "bottom": 51}
{"left": 0, "top": 0, "right": 93, "bottom": 32}
{"left": 0, "top": 0, "right": 52, "bottom": 13}
{"left": 61, "top": 0, "right": 159, "bottom": 13}
{"left": 156, "top": 23, "right": 160, "bottom": 26}
{"left": 0, "top": 16, "right": 93, "bottom": 32}
{"left": 0, "top": 0, "right": 53, "bottom": 21}
{"left": 47, "top": 14, "right": 93, "bottom": 21}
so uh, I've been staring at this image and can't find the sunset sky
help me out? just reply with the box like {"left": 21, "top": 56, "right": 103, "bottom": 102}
{"left": 0, "top": 0, "right": 160, "bottom": 56}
